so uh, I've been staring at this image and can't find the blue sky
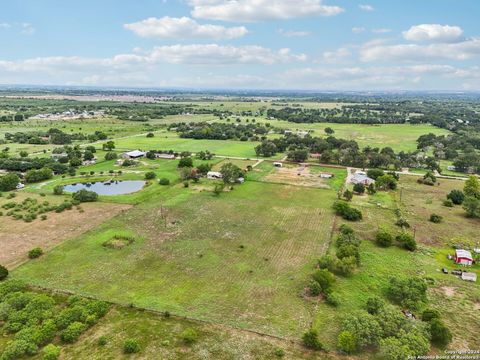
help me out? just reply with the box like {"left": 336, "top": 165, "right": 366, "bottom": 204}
{"left": 1, "top": 0, "right": 479, "bottom": 90}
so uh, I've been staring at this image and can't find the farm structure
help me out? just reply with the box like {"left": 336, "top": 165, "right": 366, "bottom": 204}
{"left": 461, "top": 272, "right": 477, "bottom": 282}
{"left": 124, "top": 150, "right": 146, "bottom": 159}
{"left": 351, "top": 170, "right": 375, "bottom": 186}
{"left": 455, "top": 249, "right": 473, "bottom": 266}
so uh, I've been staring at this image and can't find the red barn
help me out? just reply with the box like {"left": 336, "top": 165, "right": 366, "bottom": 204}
{"left": 455, "top": 249, "right": 473, "bottom": 266}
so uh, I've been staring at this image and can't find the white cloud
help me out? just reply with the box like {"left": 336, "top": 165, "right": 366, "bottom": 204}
{"left": 0, "top": 23, "right": 12, "bottom": 29}
{"left": 124, "top": 16, "right": 247, "bottom": 40}
{"left": 278, "top": 29, "right": 311, "bottom": 37}
{"left": 352, "top": 27, "right": 366, "bottom": 34}
{"left": 360, "top": 38, "right": 480, "bottom": 62}
{"left": 322, "top": 47, "right": 351, "bottom": 63}
{"left": 372, "top": 28, "right": 391, "bottom": 34}
{"left": 403, "top": 24, "right": 463, "bottom": 43}
{"left": 359, "top": 4, "right": 374, "bottom": 11}
{"left": 148, "top": 44, "right": 307, "bottom": 64}
{"left": 189, "top": 0, "right": 344, "bottom": 22}
{"left": 20, "top": 23, "right": 35, "bottom": 35}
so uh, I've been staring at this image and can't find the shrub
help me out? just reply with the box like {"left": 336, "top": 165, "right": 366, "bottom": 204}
{"left": 61, "top": 322, "right": 86, "bottom": 343}
{"left": 376, "top": 174, "right": 397, "bottom": 190}
{"left": 447, "top": 189, "right": 464, "bottom": 205}
{"left": 421, "top": 308, "right": 440, "bottom": 322}
{"left": 178, "top": 157, "right": 193, "bottom": 168}
{"left": 144, "top": 171, "right": 156, "bottom": 180}
{"left": 302, "top": 329, "right": 323, "bottom": 350}
{"left": 375, "top": 228, "right": 393, "bottom": 247}
{"left": 181, "top": 328, "right": 198, "bottom": 344}
{"left": 158, "top": 178, "right": 170, "bottom": 185}
{"left": 396, "top": 233, "right": 417, "bottom": 251}
{"left": 366, "top": 296, "right": 384, "bottom": 315}
{"left": 42, "top": 344, "right": 61, "bottom": 360}
{"left": 308, "top": 281, "right": 322, "bottom": 296}
{"left": 326, "top": 292, "right": 340, "bottom": 306}
{"left": 0, "top": 265, "right": 8, "bottom": 280}
{"left": 104, "top": 152, "right": 117, "bottom": 161}
{"left": 312, "top": 269, "right": 335, "bottom": 293}
{"left": 343, "top": 189, "right": 353, "bottom": 201}
{"left": 72, "top": 189, "right": 98, "bottom": 202}
{"left": 337, "top": 330, "right": 357, "bottom": 354}
{"left": 339, "top": 224, "right": 354, "bottom": 235}
{"left": 443, "top": 199, "right": 454, "bottom": 207}
{"left": 98, "top": 336, "right": 108, "bottom": 346}
{"left": 0, "top": 173, "right": 20, "bottom": 192}
{"left": 366, "top": 169, "right": 384, "bottom": 180}
{"left": 353, "top": 183, "right": 365, "bottom": 194}
{"left": 333, "top": 201, "right": 362, "bottom": 221}
{"left": 123, "top": 339, "right": 140, "bottom": 354}
{"left": 146, "top": 132, "right": 154, "bottom": 138}
{"left": 0, "top": 340, "right": 38, "bottom": 360}
{"left": 274, "top": 347, "right": 285, "bottom": 357}
{"left": 53, "top": 185, "right": 64, "bottom": 195}
{"left": 429, "top": 319, "right": 452, "bottom": 347}
{"left": 429, "top": 213, "right": 442, "bottom": 223}
{"left": 28, "top": 248, "right": 43, "bottom": 259}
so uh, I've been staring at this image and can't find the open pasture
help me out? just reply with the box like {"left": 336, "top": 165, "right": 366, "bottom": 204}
{"left": 398, "top": 175, "right": 478, "bottom": 246}
{"left": 113, "top": 132, "right": 262, "bottom": 158}
{"left": 0, "top": 191, "right": 130, "bottom": 268}
{"left": 12, "top": 181, "right": 337, "bottom": 338}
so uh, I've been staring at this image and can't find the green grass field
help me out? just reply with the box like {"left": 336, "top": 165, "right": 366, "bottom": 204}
{"left": 13, "top": 181, "right": 337, "bottom": 338}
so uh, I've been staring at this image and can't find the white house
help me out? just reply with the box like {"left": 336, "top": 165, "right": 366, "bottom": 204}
{"left": 351, "top": 170, "right": 375, "bottom": 186}
{"left": 319, "top": 173, "right": 333, "bottom": 179}
{"left": 207, "top": 171, "right": 223, "bottom": 180}
{"left": 124, "top": 150, "right": 146, "bottom": 159}
{"left": 461, "top": 272, "right": 477, "bottom": 282}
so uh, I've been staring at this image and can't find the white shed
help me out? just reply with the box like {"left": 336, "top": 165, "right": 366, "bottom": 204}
{"left": 461, "top": 272, "right": 477, "bottom": 282}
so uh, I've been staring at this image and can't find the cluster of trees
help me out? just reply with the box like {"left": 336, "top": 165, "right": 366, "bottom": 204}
{"left": 317, "top": 225, "right": 361, "bottom": 276}
{"left": 266, "top": 106, "right": 407, "bottom": 125}
{"left": 0, "top": 280, "right": 109, "bottom": 360}
{"left": 333, "top": 201, "right": 362, "bottom": 221}
{"left": 171, "top": 122, "right": 272, "bottom": 141}
{"left": 5, "top": 129, "right": 107, "bottom": 146}
{"left": 455, "top": 176, "right": 480, "bottom": 218}
{"left": 375, "top": 228, "right": 417, "bottom": 251}
{"left": 337, "top": 276, "right": 451, "bottom": 357}
{"left": 255, "top": 134, "right": 440, "bottom": 171}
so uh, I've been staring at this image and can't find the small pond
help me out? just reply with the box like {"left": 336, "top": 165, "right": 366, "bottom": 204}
{"left": 63, "top": 180, "right": 146, "bottom": 195}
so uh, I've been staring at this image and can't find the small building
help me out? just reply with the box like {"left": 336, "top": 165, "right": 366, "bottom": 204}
{"left": 273, "top": 162, "right": 283, "bottom": 168}
{"left": 124, "top": 150, "right": 146, "bottom": 159}
{"left": 207, "top": 171, "right": 223, "bottom": 180}
{"left": 352, "top": 170, "right": 375, "bottom": 186}
{"left": 16, "top": 183, "right": 25, "bottom": 190}
{"left": 155, "top": 153, "right": 175, "bottom": 159}
{"left": 319, "top": 173, "right": 333, "bottom": 179}
{"left": 447, "top": 165, "right": 456, "bottom": 171}
{"left": 455, "top": 249, "right": 473, "bottom": 266}
{"left": 461, "top": 272, "right": 477, "bottom": 282}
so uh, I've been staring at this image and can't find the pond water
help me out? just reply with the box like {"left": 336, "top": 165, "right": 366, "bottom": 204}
{"left": 63, "top": 180, "right": 146, "bottom": 195}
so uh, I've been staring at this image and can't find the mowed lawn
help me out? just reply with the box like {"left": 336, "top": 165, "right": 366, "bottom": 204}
{"left": 113, "top": 132, "right": 261, "bottom": 158}
{"left": 12, "top": 181, "right": 337, "bottom": 338}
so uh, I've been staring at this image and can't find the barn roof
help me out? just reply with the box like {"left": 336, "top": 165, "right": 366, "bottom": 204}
{"left": 456, "top": 249, "right": 473, "bottom": 260}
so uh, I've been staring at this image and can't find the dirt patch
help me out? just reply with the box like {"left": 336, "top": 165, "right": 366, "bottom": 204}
{"left": 0, "top": 202, "right": 131, "bottom": 268}
{"left": 441, "top": 286, "right": 456, "bottom": 297}
{"left": 264, "top": 165, "right": 331, "bottom": 189}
